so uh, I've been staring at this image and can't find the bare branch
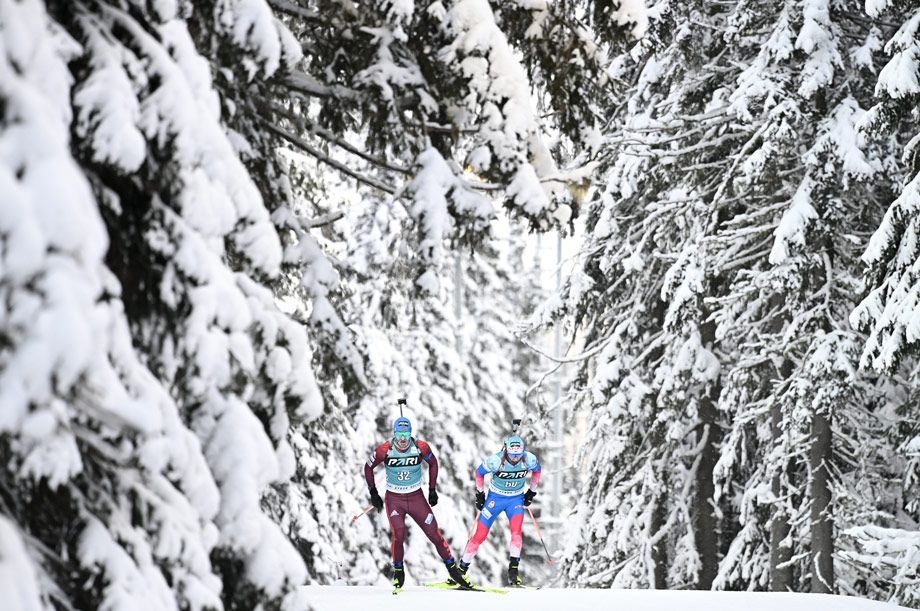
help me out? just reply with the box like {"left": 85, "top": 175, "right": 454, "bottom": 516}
{"left": 265, "top": 121, "right": 397, "bottom": 194}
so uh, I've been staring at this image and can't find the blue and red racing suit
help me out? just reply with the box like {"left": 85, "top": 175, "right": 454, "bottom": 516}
{"left": 462, "top": 450, "right": 541, "bottom": 563}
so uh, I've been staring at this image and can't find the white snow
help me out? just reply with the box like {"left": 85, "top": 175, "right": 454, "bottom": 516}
{"left": 404, "top": 147, "right": 494, "bottom": 292}
{"left": 875, "top": 11, "right": 920, "bottom": 98}
{"left": 299, "top": 585, "right": 909, "bottom": 611}
{"left": 612, "top": 0, "right": 649, "bottom": 39}
{"left": 795, "top": 0, "right": 841, "bottom": 98}
{"left": 769, "top": 178, "right": 817, "bottom": 264}
{"left": 0, "top": 516, "right": 44, "bottom": 611}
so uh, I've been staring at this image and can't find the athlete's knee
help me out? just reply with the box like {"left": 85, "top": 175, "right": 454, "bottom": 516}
{"left": 472, "top": 521, "right": 491, "bottom": 544}
{"left": 509, "top": 515, "right": 523, "bottom": 547}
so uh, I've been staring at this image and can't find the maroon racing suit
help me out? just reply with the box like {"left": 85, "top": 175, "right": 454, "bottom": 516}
{"left": 365, "top": 439, "right": 453, "bottom": 564}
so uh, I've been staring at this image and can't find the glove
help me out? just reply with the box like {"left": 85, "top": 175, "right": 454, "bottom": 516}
{"left": 369, "top": 486, "right": 383, "bottom": 511}
{"left": 523, "top": 489, "right": 537, "bottom": 507}
{"left": 475, "top": 490, "right": 485, "bottom": 511}
{"left": 429, "top": 488, "right": 439, "bottom": 506}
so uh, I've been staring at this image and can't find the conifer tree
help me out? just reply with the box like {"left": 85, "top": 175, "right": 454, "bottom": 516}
{"left": 845, "top": 1, "right": 920, "bottom": 605}
{"left": 553, "top": 0, "right": 910, "bottom": 598}
{"left": 0, "top": 0, "right": 335, "bottom": 607}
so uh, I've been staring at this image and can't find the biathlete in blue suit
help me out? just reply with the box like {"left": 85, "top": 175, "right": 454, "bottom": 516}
{"left": 458, "top": 435, "right": 541, "bottom": 586}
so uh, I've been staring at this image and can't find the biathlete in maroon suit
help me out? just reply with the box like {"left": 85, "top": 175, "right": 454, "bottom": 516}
{"left": 364, "top": 414, "right": 472, "bottom": 590}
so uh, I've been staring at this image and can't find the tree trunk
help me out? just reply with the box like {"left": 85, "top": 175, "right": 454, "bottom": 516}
{"left": 766, "top": 299, "right": 794, "bottom": 592}
{"left": 693, "top": 316, "right": 721, "bottom": 590}
{"left": 769, "top": 396, "right": 793, "bottom": 591}
{"left": 650, "top": 494, "right": 669, "bottom": 589}
{"left": 809, "top": 408, "right": 834, "bottom": 593}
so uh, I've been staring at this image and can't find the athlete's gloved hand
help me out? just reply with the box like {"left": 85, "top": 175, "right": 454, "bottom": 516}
{"left": 475, "top": 490, "right": 485, "bottom": 511}
{"left": 523, "top": 489, "right": 537, "bottom": 507}
{"left": 369, "top": 486, "right": 383, "bottom": 511}
{"left": 429, "top": 488, "right": 439, "bottom": 506}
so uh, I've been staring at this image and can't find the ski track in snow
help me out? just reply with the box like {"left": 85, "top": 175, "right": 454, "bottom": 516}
{"left": 300, "top": 585, "right": 910, "bottom": 610}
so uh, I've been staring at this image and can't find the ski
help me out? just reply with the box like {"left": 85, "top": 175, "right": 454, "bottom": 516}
{"left": 507, "top": 584, "right": 541, "bottom": 590}
{"left": 392, "top": 586, "right": 401, "bottom": 595}
{"left": 424, "top": 581, "right": 508, "bottom": 595}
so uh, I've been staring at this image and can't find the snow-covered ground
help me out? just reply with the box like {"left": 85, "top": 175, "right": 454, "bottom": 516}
{"left": 300, "top": 585, "right": 909, "bottom": 611}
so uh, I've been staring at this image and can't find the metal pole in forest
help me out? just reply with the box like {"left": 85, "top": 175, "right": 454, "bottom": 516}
{"left": 551, "top": 231, "right": 563, "bottom": 557}
{"left": 454, "top": 254, "right": 463, "bottom": 351}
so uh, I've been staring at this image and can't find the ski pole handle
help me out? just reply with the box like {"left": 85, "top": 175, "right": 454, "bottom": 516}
{"left": 526, "top": 507, "right": 554, "bottom": 565}
{"left": 351, "top": 505, "right": 375, "bottom": 525}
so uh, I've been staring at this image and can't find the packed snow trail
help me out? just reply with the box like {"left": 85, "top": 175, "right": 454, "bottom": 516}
{"left": 299, "top": 586, "right": 909, "bottom": 611}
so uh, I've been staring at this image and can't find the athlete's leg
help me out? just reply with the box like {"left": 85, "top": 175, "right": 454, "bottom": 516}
{"left": 504, "top": 497, "right": 526, "bottom": 585}
{"left": 385, "top": 492, "right": 408, "bottom": 564}
{"left": 406, "top": 490, "right": 453, "bottom": 561}
{"left": 508, "top": 513, "right": 524, "bottom": 558}
{"left": 461, "top": 520, "right": 491, "bottom": 564}
{"left": 461, "top": 493, "right": 505, "bottom": 564}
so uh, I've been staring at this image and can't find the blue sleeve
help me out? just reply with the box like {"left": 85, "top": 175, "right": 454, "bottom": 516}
{"left": 526, "top": 452, "right": 541, "bottom": 472}
{"left": 480, "top": 452, "right": 502, "bottom": 474}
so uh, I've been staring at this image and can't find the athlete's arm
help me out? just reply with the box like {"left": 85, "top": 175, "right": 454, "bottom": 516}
{"left": 364, "top": 442, "right": 389, "bottom": 488}
{"left": 417, "top": 440, "right": 438, "bottom": 490}
{"left": 528, "top": 453, "right": 542, "bottom": 489}
{"left": 475, "top": 466, "right": 487, "bottom": 492}
{"left": 474, "top": 454, "right": 499, "bottom": 492}
{"left": 530, "top": 470, "right": 542, "bottom": 489}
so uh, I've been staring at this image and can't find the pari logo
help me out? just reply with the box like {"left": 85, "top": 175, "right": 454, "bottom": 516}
{"left": 495, "top": 470, "right": 527, "bottom": 480}
{"left": 386, "top": 456, "right": 421, "bottom": 467}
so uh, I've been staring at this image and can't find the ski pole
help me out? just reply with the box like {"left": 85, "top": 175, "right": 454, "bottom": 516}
{"left": 351, "top": 505, "right": 375, "bottom": 525}
{"left": 462, "top": 512, "right": 482, "bottom": 550}
{"left": 526, "top": 507, "right": 554, "bottom": 565}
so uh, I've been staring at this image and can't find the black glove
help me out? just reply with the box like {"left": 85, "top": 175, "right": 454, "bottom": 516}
{"left": 429, "top": 488, "right": 439, "bottom": 506}
{"left": 475, "top": 490, "right": 485, "bottom": 511}
{"left": 523, "top": 489, "right": 537, "bottom": 507}
{"left": 369, "top": 486, "right": 383, "bottom": 511}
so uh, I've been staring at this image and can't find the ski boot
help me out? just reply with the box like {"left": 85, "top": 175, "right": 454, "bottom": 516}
{"left": 445, "top": 559, "right": 474, "bottom": 589}
{"left": 507, "top": 557, "right": 523, "bottom": 587}
{"left": 445, "top": 560, "right": 469, "bottom": 586}
{"left": 392, "top": 563, "right": 405, "bottom": 594}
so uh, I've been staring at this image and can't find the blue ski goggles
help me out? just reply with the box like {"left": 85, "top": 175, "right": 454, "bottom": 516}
{"left": 506, "top": 443, "right": 524, "bottom": 458}
{"left": 394, "top": 431, "right": 411, "bottom": 448}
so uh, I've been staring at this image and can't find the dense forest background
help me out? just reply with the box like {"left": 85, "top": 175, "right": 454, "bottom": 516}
{"left": 3, "top": 0, "right": 920, "bottom": 609}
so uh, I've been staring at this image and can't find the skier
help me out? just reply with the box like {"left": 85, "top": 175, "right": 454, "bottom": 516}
{"left": 456, "top": 434, "right": 541, "bottom": 586}
{"left": 364, "top": 413, "right": 473, "bottom": 591}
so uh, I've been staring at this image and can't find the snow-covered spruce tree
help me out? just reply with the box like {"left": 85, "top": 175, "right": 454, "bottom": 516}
{"left": 0, "top": 0, "right": 338, "bottom": 608}
{"left": 845, "top": 1, "right": 920, "bottom": 606}
{"left": 184, "top": 0, "right": 366, "bottom": 385}
{"left": 699, "top": 0, "right": 906, "bottom": 598}
{"left": 554, "top": 0, "right": 908, "bottom": 596}
{"left": 550, "top": 0, "right": 740, "bottom": 588}
{"left": 0, "top": 3, "right": 225, "bottom": 608}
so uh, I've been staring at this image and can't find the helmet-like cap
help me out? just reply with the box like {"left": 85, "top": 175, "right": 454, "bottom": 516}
{"left": 393, "top": 416, "right": 412, "bottom": 435}
{"left": 505, "top": 435, "right": 524, "bottom": 458}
